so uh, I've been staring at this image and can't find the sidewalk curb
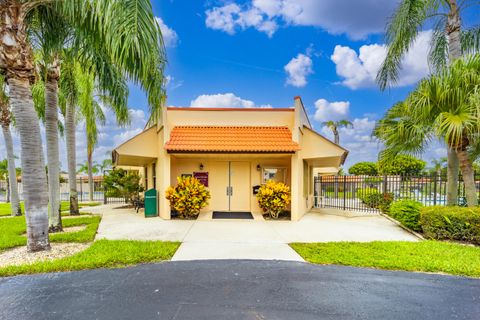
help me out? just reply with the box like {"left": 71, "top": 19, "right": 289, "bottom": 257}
{"left": 380, "top": 213, "right": 425, "bottom": 240}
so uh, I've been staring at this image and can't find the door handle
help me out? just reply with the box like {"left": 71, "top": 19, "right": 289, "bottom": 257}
{"left": 226, "top": 186, "right": 233, "bottom": 196}
{"left": 230, "top": 186, "right": 233, "bottom": 196}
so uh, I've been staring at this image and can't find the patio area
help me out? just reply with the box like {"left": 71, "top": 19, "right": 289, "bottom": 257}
{"left": 93, "top": 204, "right": 417, "bottom": 261}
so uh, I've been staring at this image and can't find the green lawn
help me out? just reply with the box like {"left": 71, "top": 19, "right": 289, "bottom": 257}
{"left": 0, "top": 201, "right": 100, "bottom": 216}
{"left": 0, "top": 240, "right": 180, "bottom": 277}
{"left": 323, "top": 191, "right": 354, "bottom": 199}
{"left": 0, "top": 215, "right": 101, "bottom": 251}
{"left": 60, "top": 201, "right": 101, "bottom": 213}
{"left": 0, "top": 202, "right": 24, "bottom": 216}
{"left": 290, "top": 241, "right": 480, "bottom": 278}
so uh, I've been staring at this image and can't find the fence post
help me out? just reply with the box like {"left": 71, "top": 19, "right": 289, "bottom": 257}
{"left": 103, "top": 172, "right": 107, "bottom": 205}
{"left": 383, "top": 174, "right": 388, "bottom": 194}
{"left": 79, "top": 177, "right": 83, "bottom": 202}
{"left": 433, "top": 172, "right": 437, "bottom": 206}
{"left": 343, "top": 175, "right": 347, "bottom": 211}
{"left": 319, "top": 176, "right": 323, "bottom": 208}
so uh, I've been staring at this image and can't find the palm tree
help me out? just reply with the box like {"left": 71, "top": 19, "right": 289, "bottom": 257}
{"left": 322, "top": 120, "right": 353, "bottom": 145}
{"left": 0, "top": 76, "right": 21, "bottom": 216}
{"left": 99, "top": 159, "right": 112, "bottom": 173}
{"left": 431, "top": 157, "right": 447, "bottom": 175}
{"left": 0, "top": 1, "right": 166, "bottom": 252}
{"left": 376, "top": 55, "right": 480, "bottom": 206}
{"left": 76, "top": 66, "right": 129, "bottom": 202}
{"left": 376, "top": 0, "right": 480, "bottom": 205}
{"left": 28, "top": 8, "right": 72, "bottom": 231}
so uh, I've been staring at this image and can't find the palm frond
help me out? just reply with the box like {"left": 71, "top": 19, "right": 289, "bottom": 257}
{"left": 429, "top": 18, "right": 448, "bottom": 73}
{"left": 56, "top": 0, "right": 167, "bottom": 117}
{"left": 461, "top": 25, "right": 480, "bottom": 55}
{"left": 31, "top": 79, "right": 46, "bottom": 122}
{"left": 377, "top": 0, "right": 437, "bottom": 90}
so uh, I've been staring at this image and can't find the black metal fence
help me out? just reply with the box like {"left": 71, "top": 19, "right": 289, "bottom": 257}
{"left": 314, "top": 173, "right": 477, "bottom": 213}
{"left": 0, "top": 178, "right": 125, "bottom": 204}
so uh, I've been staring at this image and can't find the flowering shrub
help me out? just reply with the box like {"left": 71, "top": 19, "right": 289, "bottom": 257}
{"left": 256, "top": 180, "right": 291, "bottom": 219}
{"left": 165, "top": 176, "right": 210, "bottom": 218}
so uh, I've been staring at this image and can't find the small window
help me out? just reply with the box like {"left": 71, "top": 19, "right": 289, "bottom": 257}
{"left": 262, "top": 167, "right": 287, "bottom": 183}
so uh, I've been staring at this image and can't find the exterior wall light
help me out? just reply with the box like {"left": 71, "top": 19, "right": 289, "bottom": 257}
{"left": 256, "top": 164, "right": 261, "bottom": 171}
{"left": 200, "top": 163, "right": 204, "bottom": 171}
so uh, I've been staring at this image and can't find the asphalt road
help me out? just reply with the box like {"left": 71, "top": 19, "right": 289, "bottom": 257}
{"left": 1, "top": 261, "right": 479, "bottom": 320}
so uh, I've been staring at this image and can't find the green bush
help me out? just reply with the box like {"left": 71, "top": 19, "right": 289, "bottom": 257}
{"left": 379, "top": 155, "right": 426, "bottom": 175}
{"left": 104, "top": 169, "right": 144, "bottom": 203}
{"left": 348, "top": 162, "right": 378, "bottom": 175}
{"left": 165, "top": 176, "right": 211, "bottom": 218}
{"left": 389, "top": 200, "right": 423, "bottom": 231}
{"left": 357, "top": 188, "right": 381, "bottom": 208}
{"left": 420, "top": 206, "right": 480, "bottom": 244}
{"left": 378, "top": 192, "right": 394, "bottom": 214}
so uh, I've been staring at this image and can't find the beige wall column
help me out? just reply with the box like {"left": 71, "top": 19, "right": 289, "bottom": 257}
{"left": 158, "top": 151, "right": 171, "bottom": 219}
{"left": 146, "top": 164, "right": 154, "bottom": 190}
{"left": 290, "top": 153, "right": 301, "bottom": 221}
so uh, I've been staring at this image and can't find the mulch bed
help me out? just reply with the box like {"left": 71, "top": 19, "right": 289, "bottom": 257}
{"left": 263, "top": 211, "right": 291, "bottom": 221}
{"left": 0, "top": 243, "right": 91, "bottom": 268}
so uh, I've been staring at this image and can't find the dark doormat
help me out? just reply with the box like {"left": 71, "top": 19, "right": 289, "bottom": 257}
{"left": 212, "top": 211, "right": 254, "bottom": 219}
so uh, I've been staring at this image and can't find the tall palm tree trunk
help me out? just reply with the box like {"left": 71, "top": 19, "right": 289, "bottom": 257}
{"left": 456, "top": 148, "right": 478, "bottom": 207}
{"left": 87, "top": 146, "right": 94, "bottom": 202}
{"left": 66, "top": 101, "right": 80, "bottom": 215}
{"left": 444, "top": 1, "right": 462, "bottom": 205}
{"left": 447, "top": 0, "right": 462, "bottom": 61}
{"left": 9, "top": 77, "right": 50, "bottom": 251}
{"left": 6, "top": 178, "right": 10, "bottom": 203}
{"left": 1, "top": 4, "right": 50, "bottom": 251}
{"left": 446, "top": 148, "right": 459, "bottom": 205}
{"left": 45, "top": 61, "right": 62, "bottom": 231}
{"left": 1, "top": 123, "right": 21, "bottom": 216}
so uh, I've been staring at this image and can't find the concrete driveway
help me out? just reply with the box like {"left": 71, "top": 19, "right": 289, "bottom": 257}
{"left": 1, "top": 261, "right": 479, "bottom": 320}
{"left": 95, "top": 205, "right": 417, "bottom": 261}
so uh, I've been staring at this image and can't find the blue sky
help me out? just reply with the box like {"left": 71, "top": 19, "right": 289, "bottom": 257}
{"left": 125, "top": 0, "right": 438, "bottom": 169}
{"left": 2, "top": 0, "right": 478, "bottom": 171}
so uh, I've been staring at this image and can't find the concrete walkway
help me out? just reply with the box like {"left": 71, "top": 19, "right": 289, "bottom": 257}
{"left": 95, "top": 205, "right": 417, "bottom": 261}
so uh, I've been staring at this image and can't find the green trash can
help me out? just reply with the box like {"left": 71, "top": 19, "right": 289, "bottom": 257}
{"left": 144, "top": 188, "right": 158, "bottom": 217}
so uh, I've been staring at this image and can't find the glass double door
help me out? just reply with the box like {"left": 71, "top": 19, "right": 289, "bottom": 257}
{"left": 210, "top": 161, "right": 250, "bottom": 212}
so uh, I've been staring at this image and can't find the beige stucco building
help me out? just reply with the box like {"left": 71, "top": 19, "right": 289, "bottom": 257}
{"left": 113, "top": 96, "right": 348, "bottom": 221}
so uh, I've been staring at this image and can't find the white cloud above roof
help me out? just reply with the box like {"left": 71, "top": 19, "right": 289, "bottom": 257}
{"left": 189, "top": 93, "right": 272, "bottom": 108}
{"left": 284, "top": 53, "right": 313, "bottom": 87}
{"left": 313, "top": 99, "right": 350, "bottom": 122}
{"left": 331, "top": 31, "right": 432, "bottom": 89}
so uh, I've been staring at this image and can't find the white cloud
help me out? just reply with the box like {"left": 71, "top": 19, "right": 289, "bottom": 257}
{"left": 315, "top": 111, "right": 447, "bottom": 169}
{"left": 205, "top": 3, "right": 277, "bottom": 37}
{"left": 331, "top": 31, "right": 432, "bottom": 89}
{"left": 155, "top": 17, "right": 178, "bottom": 48}
{"left": 313, "top": 99, "right": 350, "bottom": 122}
{"left": 189, "top": 93, "right": 272, "bottom": 108}
{"left": 205, "top": 0, "right": 398, "bottom": 39}
{"left": 165, "top": 75, "right": 183, "bottom": 90}
{"left": 284, "top": 53, "right": 313, "bottom": 87}
{"left": 205, "top": 4, "right": 242, "bottom": 35}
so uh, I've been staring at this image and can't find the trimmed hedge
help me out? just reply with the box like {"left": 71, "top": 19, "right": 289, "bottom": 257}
{"left": 389, "top": 200, "right": 423, "bottom": 232}
{"left": 420, "top": 206, "right": 480, "bottom": 245}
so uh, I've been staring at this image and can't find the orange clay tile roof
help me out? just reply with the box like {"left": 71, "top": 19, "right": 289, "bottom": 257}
{"left": 165, "top": 126, "right": 301, "bottom": 153}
